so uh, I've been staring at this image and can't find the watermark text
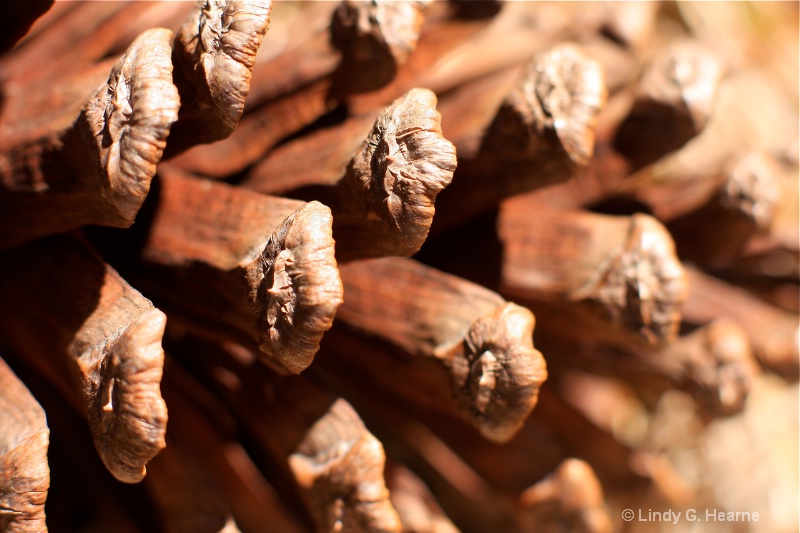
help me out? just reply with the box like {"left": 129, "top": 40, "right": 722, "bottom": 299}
{"left": 621, "top": 508, "right": 760, "bottom": 524}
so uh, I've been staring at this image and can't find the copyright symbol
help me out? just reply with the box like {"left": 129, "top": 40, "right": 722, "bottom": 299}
{"left": 622, "top": 509, "right": 635, "bottom": 522}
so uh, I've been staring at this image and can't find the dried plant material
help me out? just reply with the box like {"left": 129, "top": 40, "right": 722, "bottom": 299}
{"left": 0, "top": 357, "right": 50, "bottom": 533}
{"left": 241, "top": 112, "right": 374, "bottom": 195}
{"left": 545, "top": 318, "right": 760, "bottom": 418}
{"left": 84, "top": 28, "right": 179, "bottom": 222}
{"left": 492, "top": 138, "right": 633, "bottom": 220}
{"left": 665, "top": 150, "right": 782, "bottom": 269}
{"left": 520, "top": 458, "right": 612, "bottom": 533}
{"left": 500, "top": 203, "right": 688, "bottom": 345}
{"left": 516, "top": 43, "right": 609, "bottom": 160}
{"left": 335, "top": 88, "right": 457, "bottom": 260}
{"left": 614, "top": 39, "right": 725, "bottom": 170}
{"left": 342, "top": 5, "right": 526, "bottom": 118}
{"left": 637, "top": 39, "right": 723, "bottom": 130}
{"left": 374, "top": 1, "right": 622, "bottom": 114}
{"left": 424, "top": 65, "right": 522, "bottom": 163}
{"left": 0, "top": 236, "right": 167, "bottom": 484}
{"left": 244, "top": 89, "right": 456, "bottom": 262}
{"left": 632, "top": 149, "right": 782, "bottom": 224}
{"left": 314, "top": 347, "right": 542, "bottom": 531}
{"left": 248, "top": 202, "right": 343, "bottom": 373}
{"left": 163, "top": 1, "right": 338, "bottom": 177}
{"left": 164, "top": 337, "right": 400, "bottom": 533}
{"left": 380, "top": 378, "right": 645, "bottom": 503}
{"left": 167, "top": 0, "right": 273, "bottom": 156}
{"left": 288, "top": 398, "right": 403, "bottom": 533}
{"left": 446, "top": 303, "right": 546, "bottom": 442}
{"left": 167, "top": 77, "right": 335, "bottom": 177}
{"left": 242, "top": 87, "right": 458, "bottom": 226}
{"left": 500, "top": 43, "right": 607, "bottom": 166}
{"left": 717, "top": 151, "right": 781, "bottom": 229}
{"left": 530, "top": 384, "right": 651, "bottom": 488}
{"left": 429, "top": 43, "right": 606, "bottom": 232}
{"left": 620, "top": 66, "right": 798, "bottom": 214}
{"left": 85, "top": 307, "right": 168, "bottom": 484}
{"left": 246, "top": 1, "right": 341, "bottom": 101}
{"left": 243, "top": 87, "right": 458, "bottom": 259}
{"left": 142, "top": 171, "right": 342, "bottom": 374}
{"left": 724, "top": 159, "right": 799, "bottom": 293}
{"left": 680, "top": 1, "right": 799, "bottom": 107}
{"left": 683, "top": 266, "right": 800, "bottom": 380}
{"left": 331, "top": 0, "right": 431, "bottom": 93}
{"left": 244, "top": 54, "right": 592, "bottom": 226}
{"left": 336, "top": 258, "right": 547, "bottom": 443}
{"left": 2, "top": 3, "right": 797, "bottom": 532}
{"left": 167, "top": 0, "right": 433, "bottom": 177}
{"left": 668, "top": 320, "right": 760, "bottom": 417}
{"left": 0, "top": 27, "right": 179, "bottom": 248}
{"left": 385, "top": 463, "right": 460, "bottom": 533}
{"left": 0, "top": 2, "right": 195, "bottom": 92}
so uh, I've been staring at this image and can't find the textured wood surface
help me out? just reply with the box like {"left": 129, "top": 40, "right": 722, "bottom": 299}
{"left": 0, "top": 2, "right": 797, "bottom": 532}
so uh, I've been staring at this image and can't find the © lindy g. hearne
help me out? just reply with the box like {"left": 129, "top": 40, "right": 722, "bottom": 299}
{"left": 637, "top": 508, "right": 760, "bottom": 524}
